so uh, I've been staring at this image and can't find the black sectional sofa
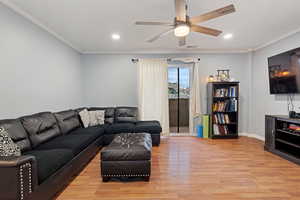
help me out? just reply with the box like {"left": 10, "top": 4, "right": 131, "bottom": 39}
{"left": 0, "top": 106, "right": 161, "bottom": 200}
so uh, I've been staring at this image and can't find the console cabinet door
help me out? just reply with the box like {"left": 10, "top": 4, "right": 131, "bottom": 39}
{"left": 265, "top": 116, "right": 275, "bottom": 150}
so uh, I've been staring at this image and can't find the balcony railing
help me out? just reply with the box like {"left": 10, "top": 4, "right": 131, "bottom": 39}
{"left": 169, "top": 98, "right": 189, "bottom": 128}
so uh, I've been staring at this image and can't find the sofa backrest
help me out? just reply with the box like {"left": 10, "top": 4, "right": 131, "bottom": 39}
{"left": 21, "top": 112, "right": 61, "bottom": 148}
{"left": 88, "top": 107, "right": 115, "bottom": 124}
{"left": 0, "top": 119, "right": 32, "bottom": 152}
{"left": 115, "top": 107, "right": 138, "bottom": 123}
{"left": 54, "top": 110, "right": 81, "bottom": 135}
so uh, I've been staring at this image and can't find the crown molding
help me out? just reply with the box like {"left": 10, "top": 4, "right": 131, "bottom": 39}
{"left": 0, "top": 0, "right": 83, "bottom": 53}
{"left": 253, "top": 28, "right": 300, "bottom": 51}
{"left": 3, "top": 0, "right": 300, "bottom": 55}
{"left": 81, "top": 48, "right": 250, "bottom": 55}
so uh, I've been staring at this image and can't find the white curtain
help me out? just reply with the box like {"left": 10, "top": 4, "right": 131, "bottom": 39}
{"left": 138, "top": 59, "right": 170, "bottom": 136}
{"left": 189, "top": 61, "right": 202, "bottom": 135}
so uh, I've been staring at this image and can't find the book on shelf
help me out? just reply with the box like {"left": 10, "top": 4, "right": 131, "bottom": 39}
{"left": 202, "top": 115, "right": 210, "bottom": 138}
{"left": 213, "top": 124, "right": 229, "bottom": 135}
{"left": 214, "top": 86, "right": 237, "bottom": 97}
{"left": 212, "top": 99, "right": 237, "bottom": 112}
{"left": 213, "top": 113, "right": 232, "bottom": 124}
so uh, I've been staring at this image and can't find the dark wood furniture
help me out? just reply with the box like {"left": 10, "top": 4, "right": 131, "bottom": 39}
{"left": 207, "top": 82, "right": 239, "bottom": 139}
{"left": 265, "top": 115, "right": 300, "bottom": 165}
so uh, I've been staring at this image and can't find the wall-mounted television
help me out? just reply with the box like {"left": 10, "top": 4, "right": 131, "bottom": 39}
{"left": 268, "top": 47, "right": 300, "bottom": 94}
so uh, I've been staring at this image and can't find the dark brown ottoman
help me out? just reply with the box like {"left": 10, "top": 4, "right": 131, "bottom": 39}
{"left": 101, "top": 133, "right": 152, "bottom": 182}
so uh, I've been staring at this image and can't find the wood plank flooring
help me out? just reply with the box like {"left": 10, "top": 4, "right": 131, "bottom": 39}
{"left": 55, "top": 137, "right": 300, "bottom": 200}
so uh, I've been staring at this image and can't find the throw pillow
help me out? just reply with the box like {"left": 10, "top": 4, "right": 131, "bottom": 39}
{"left": 0, "top": 127, "right": 21, "bottom": 156}
{"left": 79, "top": 109, "right": 90, "bottom": 128}
{"left": 89, "top": 110, "right": 105, "bottom": 126}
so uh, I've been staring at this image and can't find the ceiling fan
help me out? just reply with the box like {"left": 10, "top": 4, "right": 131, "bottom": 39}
{"left": 135, "top": 0, "right": 236, "bottom": 46}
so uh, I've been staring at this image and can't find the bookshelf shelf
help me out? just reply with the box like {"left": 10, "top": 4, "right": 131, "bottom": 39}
{"left": 207, "top": 82, "right": 239, "bottom": 139}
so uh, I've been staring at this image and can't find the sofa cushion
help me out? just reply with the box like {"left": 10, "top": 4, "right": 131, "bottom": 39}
{"left": 115, "top": 107, "right": 138, "bottom": 123}
{"left": 134, "top": 121, "right": 162, "bottom": 134}
{"left": 89, "top": 107, "right": 115, "bottom": 124}
{"left": 23, "top": 149, "right": 73, "bottom": 183}
{"left": 21, "top": 112, "right": 61, "bottom": 148}
{"left": 69, "top": 125, "right": 106, "bottom": 141}
{"left": 105, "top": 123, "right": 135, "bottom": 135}
{"left": 0, "top": 119, "right": 31, "bottom": 152}
{"left": 36, "top": 134, "right": 95, "bottom": 155}
{"left": 54, "top": 110, "right": 81, "bottom": 135}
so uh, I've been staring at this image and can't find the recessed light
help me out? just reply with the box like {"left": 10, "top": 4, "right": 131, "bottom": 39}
{"left": 223, "top": 33, "right": 233, "bottom": 40}
{"left": 111, "top": 33, "right": 120, "bottom": 40}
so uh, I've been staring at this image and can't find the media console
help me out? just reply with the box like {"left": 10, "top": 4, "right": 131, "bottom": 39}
{"left": 265, "top": 115, "right": 300, "bottom": 165}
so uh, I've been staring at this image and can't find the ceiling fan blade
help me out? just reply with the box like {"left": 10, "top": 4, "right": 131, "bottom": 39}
{"left": 179, "top": 37, "right": 186, "bottom": 47}
{"left": 146, "top": 28, "right": 174, "bottom": 43}
{"left": 190, "top": 4, "right": 236, "bottom": 24}
{"left": 191, "top": 25, "right": 222, "bottom": 37}
{"left": 135, "top": 21, "right": 174, "bottom": 26}
{"left": 186, "top": 45, "right": 200, "bottom": 49}
{"left": 175, "top": 0, "right": 187, "bottom": 22}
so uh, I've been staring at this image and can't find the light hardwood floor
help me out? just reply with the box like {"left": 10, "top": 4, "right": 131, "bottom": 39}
{"left": 55, "top": 137, "right": 300, "bottom": 200}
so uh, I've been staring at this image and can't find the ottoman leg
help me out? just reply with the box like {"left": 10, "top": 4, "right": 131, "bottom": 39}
{"left": 102, "top": 177, "right": 110, "bottom": 182}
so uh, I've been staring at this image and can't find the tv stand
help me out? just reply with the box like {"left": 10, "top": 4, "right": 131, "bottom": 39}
{"left": 265, "top": 115, "right": 300, "bottom": 165}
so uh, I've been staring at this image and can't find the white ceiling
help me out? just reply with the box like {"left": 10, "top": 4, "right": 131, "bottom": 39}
{"left": 3, "top": 0, "right": 300, "bottom": 53}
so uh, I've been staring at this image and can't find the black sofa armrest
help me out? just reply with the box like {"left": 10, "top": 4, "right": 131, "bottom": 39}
{"left": 0, "top": 155, "right": 38, "bottom": 200}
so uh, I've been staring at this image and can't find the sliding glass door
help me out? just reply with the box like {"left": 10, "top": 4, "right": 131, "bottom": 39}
{"left": 168, "top": 67, "right": 190, "bottom": 133}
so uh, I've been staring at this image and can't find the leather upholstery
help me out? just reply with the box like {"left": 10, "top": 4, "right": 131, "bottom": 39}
{"left": 54, "top": 110, "right": 81, "bottom": 135}
{"left": 101, "top": 133, "right": 152, "bottom": 161}
{"left": 89, "top": 107, "right": 115, "bottom": 124}
{"left": 101, "top": 133, "right": 152, "bottom": 181}
{"left": 73, "top": 107, "right": 87, "bottom": 113}
{"left": 70, "top": 125, "right": 106, "bottom": 140}
{"left": 0, "top": 119, "right": 31, "bottom": 152}
{"left": 134, "top": 120, "right": 162, "bottom": 134}
{"left": 115, "top": 107, "right": 138, "bottom": 123}
{"left": 105, "top": 123, "right": 135, "bottom": 135}
{"left": 21, "top": 112, "right": 61, "bottom": 148}
{"left": 24, "top": 149, "right": 73, "bottom": 183}
{"left": 101, "top": 160, "right": 151, "bottom": 179}
{"left": 0, "top": 155, "right": 38, "bottom": 200}
{"left": 73, "top": 107, "right": 87, "bottom": 127}
{"left": 36, "top": 134, "right": 96, "bottom": 155}
{"left": 150, "top": 134, "right": 160, "bottom": 146}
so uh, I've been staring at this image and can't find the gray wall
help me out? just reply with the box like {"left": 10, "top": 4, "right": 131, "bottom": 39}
{"left": 81, "top": 53, "right": 251, "bottom": 133}
{"left": 250, "top": 32, "right": 300, "bottom": 137}
{"left": 0, "top": 4, "right": 83, "bottom": 118}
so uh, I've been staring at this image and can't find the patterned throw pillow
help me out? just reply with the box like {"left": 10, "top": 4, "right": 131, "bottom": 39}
{"left": 79, "top": 109, "right": 90, "bottom": 128}
{"left": 89, "top": 110, "right": 105, "bottom": 126}
{"left": 0, "top": 127, "right": 21, "bottom": 156}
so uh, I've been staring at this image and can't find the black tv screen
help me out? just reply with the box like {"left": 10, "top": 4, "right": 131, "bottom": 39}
{"left": 268, "top": 47, "right": 300, "bottom": 94}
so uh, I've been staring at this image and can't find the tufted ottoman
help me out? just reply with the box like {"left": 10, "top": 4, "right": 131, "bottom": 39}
{"left": 101, "top": 133, "right": 152, "bottom": 182}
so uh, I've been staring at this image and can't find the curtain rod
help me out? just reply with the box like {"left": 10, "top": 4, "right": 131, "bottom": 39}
{"left": 131, "top": 58, "right": 201, "bottom": 63}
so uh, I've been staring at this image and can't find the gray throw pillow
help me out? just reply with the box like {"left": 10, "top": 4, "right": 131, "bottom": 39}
{"left": 79, "top": 109, "right": 90, "bottom": 128}
{"left": 89, "top": 110, "right": 105, "bottom": 126}
{"left": 0, "top": 127, "right": 21, "bottom": 156}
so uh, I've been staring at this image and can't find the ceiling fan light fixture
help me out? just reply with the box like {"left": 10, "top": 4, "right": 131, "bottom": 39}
{"left": 223, "top": 33, "right": 233, "bottom": 40}
{"left": 174, "top": 24, "right": 190, "bottom": 37}
{"left": 111, "top": 33, "right": 121, "bottom": 40}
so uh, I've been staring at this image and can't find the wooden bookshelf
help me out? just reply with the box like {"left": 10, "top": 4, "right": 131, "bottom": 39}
{"left": 207, "top": 82, "right": 239, "bottom": 139}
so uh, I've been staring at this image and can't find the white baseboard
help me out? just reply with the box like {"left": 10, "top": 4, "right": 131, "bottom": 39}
{"left": 239, "top": 132, "right": 265, "bottom": 141}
